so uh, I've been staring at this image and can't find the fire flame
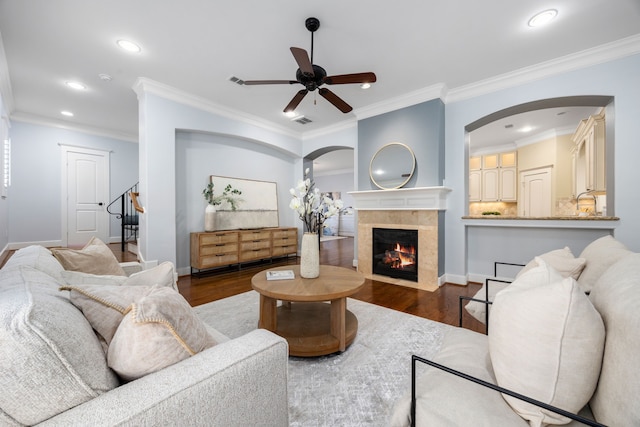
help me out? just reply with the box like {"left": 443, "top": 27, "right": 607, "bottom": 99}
{"left": 382, "top": 243, "right": 416, "bottom": 269}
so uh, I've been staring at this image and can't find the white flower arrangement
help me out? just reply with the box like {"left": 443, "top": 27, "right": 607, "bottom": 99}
{"left": 289, "top": 168, "right": 344, "bottom": 233}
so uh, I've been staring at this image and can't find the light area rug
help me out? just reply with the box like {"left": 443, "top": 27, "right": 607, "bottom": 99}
{"left": 193, "top": 291, "right": 446, "bottom": 426}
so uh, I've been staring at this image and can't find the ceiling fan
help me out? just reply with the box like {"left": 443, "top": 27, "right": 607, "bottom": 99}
{"left": 243, "top": 17, "right": 377, "bottom": 114}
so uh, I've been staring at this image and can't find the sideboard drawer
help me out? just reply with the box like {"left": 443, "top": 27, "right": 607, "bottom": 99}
{"left": 200, "top": 232, "right": 238, "bottom": 245}
{"left": 272, "top": 244, "right": 297, "bottom": 257}
{"left": 200, "top": 243, "right": 238, "bottom": 256}
{"left": 200, "top": 252, "right": 239, "bottom": 268}
{"left": 272, "top": 228, "right": 297, "bottom": 239}
{"left": 240, "top": 239, "right": 271, "bottom": 251}
{"left": 240, "top": 230, "right": 272, "bottom": 241}
{"left": 240, "top": 247, "right": 271, "bottom": 262}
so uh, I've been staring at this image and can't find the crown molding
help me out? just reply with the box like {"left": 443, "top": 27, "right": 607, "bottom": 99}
{"left": 446, "top": 34, "right": 640, "bottom": 104}
{"left": 0, "top": 32, "right": 15, "bottom": 116}
{"left": 133, "top": 77, "right": 303, "bottom": 140}
{"left": 353, "top": 83, "right": 447, "bottom": 121}
{"left": 10, "top": 111, "right": 138, "bottom": 143}
{"left": 301, "top": 119, "right": 357, "bottom": 141}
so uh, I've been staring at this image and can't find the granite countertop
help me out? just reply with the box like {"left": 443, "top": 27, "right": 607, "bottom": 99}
{"left": 462, "top": 215, "right": 619, "bottom": 221}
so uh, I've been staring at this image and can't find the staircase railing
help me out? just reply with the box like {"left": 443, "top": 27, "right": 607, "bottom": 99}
{"left": 107, "top": 182, "right": 140, "bottom": 252}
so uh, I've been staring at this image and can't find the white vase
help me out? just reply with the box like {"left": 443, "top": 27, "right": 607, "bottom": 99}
{"left": 300, "top": 232, "right": 320, "bottom": 278}
{"left": 204, "top": 204, "right": 217, "bottom": 232}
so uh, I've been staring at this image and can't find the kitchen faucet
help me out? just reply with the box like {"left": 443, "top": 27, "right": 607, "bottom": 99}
{"left": 576, "top": 190, "right": 597, "bottom": 215}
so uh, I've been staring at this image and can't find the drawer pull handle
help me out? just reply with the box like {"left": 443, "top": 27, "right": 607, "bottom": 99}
{"left": 215, "top": 244, "right": 225, "bottom": 247}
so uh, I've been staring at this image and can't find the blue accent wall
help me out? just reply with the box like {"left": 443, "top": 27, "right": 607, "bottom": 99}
{"left": 357, "top": 99, "right": 445, "bottom": 190}
{"left": 357, "top": 98, "right": 446, "bottom": 275}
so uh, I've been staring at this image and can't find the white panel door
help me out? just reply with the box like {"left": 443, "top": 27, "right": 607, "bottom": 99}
{"left": 62, "top": 146, "right": 109, "bottom": 247}
{"left": 520, "top": 168, "right": 552, "bottom": 217}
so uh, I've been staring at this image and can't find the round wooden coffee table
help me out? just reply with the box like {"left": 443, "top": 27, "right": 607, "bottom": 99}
{"left": 251, "top": 265, "right": 365, "bottom": 357}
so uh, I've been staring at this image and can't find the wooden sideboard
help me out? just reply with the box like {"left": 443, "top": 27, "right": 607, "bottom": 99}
{"left": 190, "top": 227, "right": 298, "bottom": 274}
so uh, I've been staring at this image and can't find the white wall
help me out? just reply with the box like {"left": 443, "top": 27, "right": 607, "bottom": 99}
{"left": 174, "top": 130, "right": 297, "bottom": 273}
{"left": 7, "top": 121, "right": 138, "bottom": 247}
{"left": 135, "top": 80, "right": 303, "bottom": 268}
{"left": 445, "top": 53, "right": 640, "bottom": 281}
{"left": 0, "top": 97, "right": 8, "bottom": 252}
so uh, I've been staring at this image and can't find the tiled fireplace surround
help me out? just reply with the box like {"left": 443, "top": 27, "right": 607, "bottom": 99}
{"left": 349, "top": 187, "right": 451, "bottom": 292}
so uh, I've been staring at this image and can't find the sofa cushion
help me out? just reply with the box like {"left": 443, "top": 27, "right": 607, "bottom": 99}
{"left": 466, "top": 247, "right": 586, "bottom": 325}
{"left": 489, "top": 259, "right": 605, "bottom": 426}
{"left": 0, "top": 266, "right": 119, "bottom": 425}
{"left": 588, "top": 253, "right": 640, "bottom": 427}
{"left": 107, "top": 285, "right": 218, "bottom": 381}
{"left": 51, "top": 236, "right": 126, "bottom": 276}
{"left": 390, "top": 327, "right": 529, "bottom": 427}
{"left": 1, "top": 244, "right": 65, "bottom": 283}
{"left": 578, "top": 235, "right": 632, "bottom": 293}
{"left": 61, "top": 261, "right": 177, "bottom": 291}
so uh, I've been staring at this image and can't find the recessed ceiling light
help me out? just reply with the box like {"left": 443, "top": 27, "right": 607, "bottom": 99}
{"left": 117, "top": 39, "right": 141, "bottom": 53}
{"left": 360, "top": 83, "right": 371, "bottom": 89}
{"left": 284, "top": 111, "right": 297, "bottom": 118}
{"left": 519, "top": 126, "right": 534, "bottom": 133}
{"left": 65, "top": 81, "right": 86, "bottom": 90}
{"left": 61, "top": 110, "right": 74, "bottom": 117}
{"left": 528, "top": 9, "right": 558, "bottom": 27}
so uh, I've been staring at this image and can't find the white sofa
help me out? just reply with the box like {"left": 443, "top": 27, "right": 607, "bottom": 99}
{"left": 0, "top": 245, "right": 289, "bottom": 426}
{"left": 391, "top": 235, "right": 639, "bottom": 426}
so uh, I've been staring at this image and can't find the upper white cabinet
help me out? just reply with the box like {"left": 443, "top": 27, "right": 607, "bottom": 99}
{"left": 572, "top": 111, "right": 605, "bottom": 195}
{"left": 471, "top": 151, "right": 517, "bottom": 202}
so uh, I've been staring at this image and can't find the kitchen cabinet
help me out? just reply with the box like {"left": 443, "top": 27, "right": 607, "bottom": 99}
{"left": 469, "top": 170, "right": 482, "bottom": 202}
{"left": 572, "top": 111, "right": 605, "bottom": 195}
{"left": 472, "top": 151, "right": 517, "bottom": 202}
{"left": 499, "top": 167, "right": 517, "bottom": 201}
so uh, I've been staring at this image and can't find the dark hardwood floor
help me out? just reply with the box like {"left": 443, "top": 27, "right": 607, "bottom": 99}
{"left": 2, "top": 240, "right": 485, "bottom": 333}
{"left": 170, "top": 237, "right": 486, "bottom": 334}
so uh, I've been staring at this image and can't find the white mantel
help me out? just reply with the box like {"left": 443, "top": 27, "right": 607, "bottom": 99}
{"left": 348, "top": 186, "right": 452, "bottom": 211}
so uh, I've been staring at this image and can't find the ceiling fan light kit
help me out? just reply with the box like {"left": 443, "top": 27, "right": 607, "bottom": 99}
{"left": 243, "top": 17, "right": 377, "bottom": 115}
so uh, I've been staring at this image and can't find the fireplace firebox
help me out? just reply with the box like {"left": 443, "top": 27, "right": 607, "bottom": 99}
{"left": 372, "top": 228, "right": 418, "bottom": 282}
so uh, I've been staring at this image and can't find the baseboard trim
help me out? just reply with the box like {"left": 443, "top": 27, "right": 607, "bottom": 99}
{"left": 443, "top": 273, "right": 469, "bottom": 286}
{"left": 7, "top": 240, "right": 63, "bottom": 250}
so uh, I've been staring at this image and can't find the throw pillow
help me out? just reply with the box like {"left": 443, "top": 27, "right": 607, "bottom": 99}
{"left": 466, "top": 247, "right": 586, "bottom": 325}
{"left": 61, "top": 261, "right": 177, "bottom": 291}
{"left": 51, "top": 237, "right": 126, "bottom": 276}
{"left": 488, "top": 259, "right": 605, "bottom": 426}
{"left": 515, "top": 246, "right": 586, "bottom": 280}
{"left": 60, "top": 284, "right": 153, "bottom": 345}
{"left": 1, "top": 266, "right": 119, "bottom": 425}
{"left": 107, "top": 285, "right": 218, "bottom": 381}
{"left": 577, "top": 235, "right": 632, "bottom": 293}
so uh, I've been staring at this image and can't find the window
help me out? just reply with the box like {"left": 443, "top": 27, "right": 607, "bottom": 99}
{"left": 1, "top": 116, "right": 9, "bottom": 199}
{"left": 2, "top": 137, "right": 10, "bottom": 198}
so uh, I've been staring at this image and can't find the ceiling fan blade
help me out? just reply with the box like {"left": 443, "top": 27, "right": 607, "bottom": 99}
{"left": 243, "top": 80, "right": 298, "bottom": 85}
{"left": 324, "top": 72, "right": 377, "bottom": 85}
{"left": 318, "top": 88, "right": 352, "bottom": 113}
{"left": 290, "top": 47, "right": 314, "bottom": 77}
{"left": 284, "top": 89, "right": 308, "bottom": 112}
